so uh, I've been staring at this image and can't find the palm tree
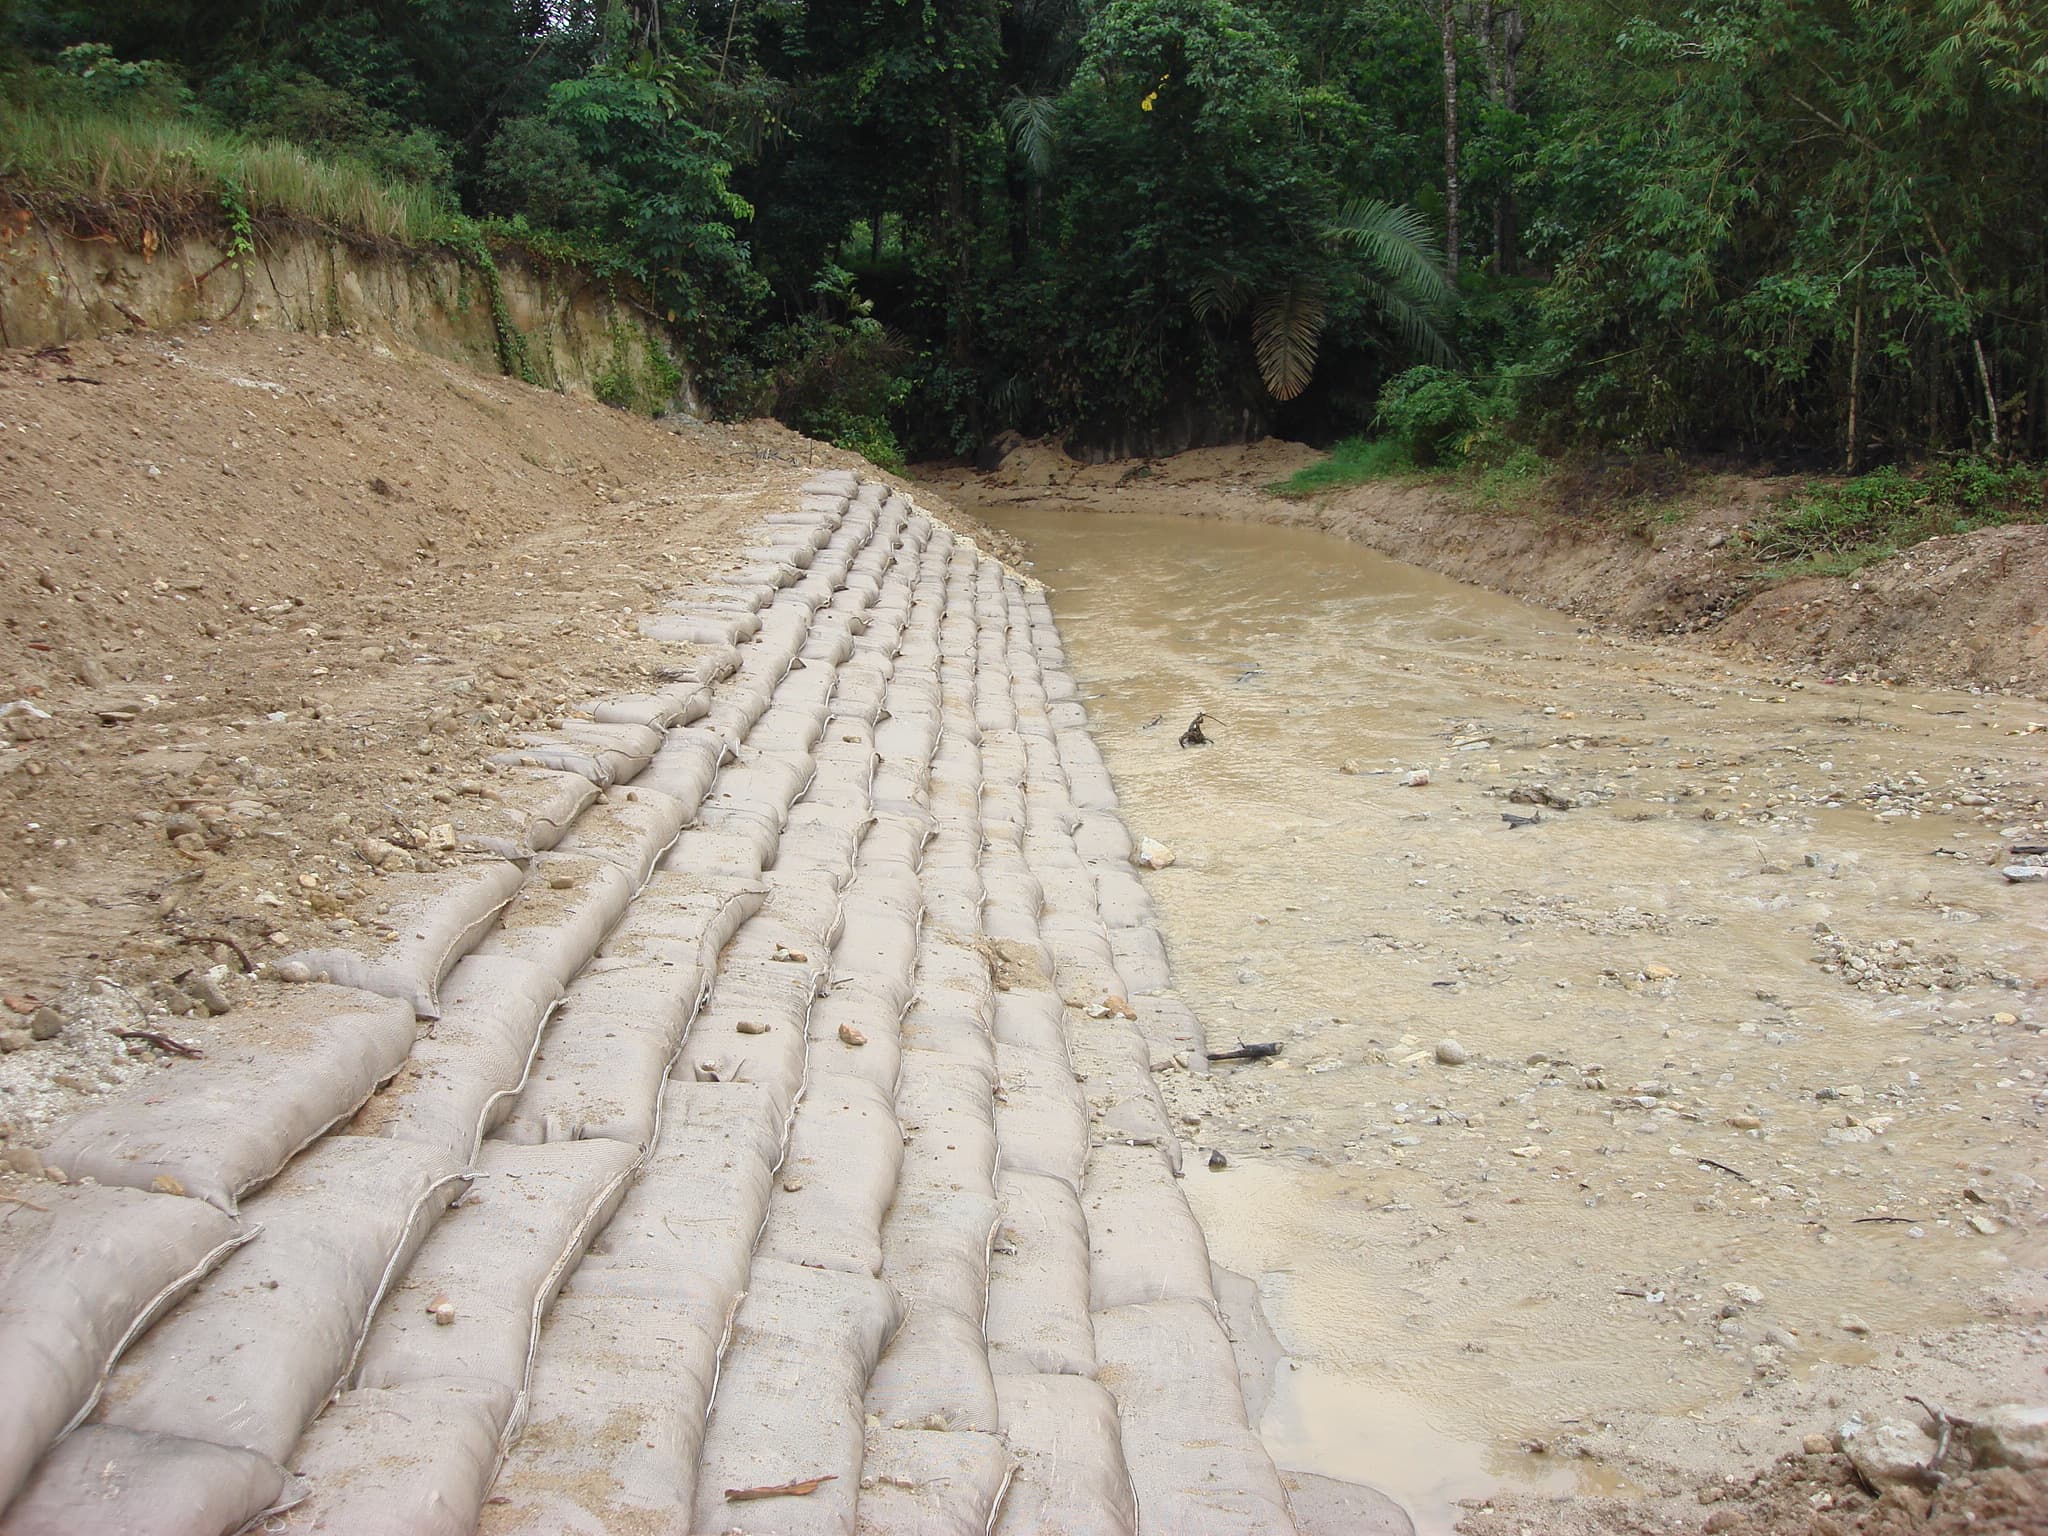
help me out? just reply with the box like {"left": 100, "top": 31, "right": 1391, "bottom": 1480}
{"left": 1201, "top": 198, "right": 1456, "bottom": 402}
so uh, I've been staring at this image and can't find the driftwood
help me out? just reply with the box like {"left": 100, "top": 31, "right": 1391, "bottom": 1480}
{"left": 1178, "top": 711, "right": 1219, "bottom": 748}
{"left": 1209, "top": 1040, "right": 1282, "bottom": 1063}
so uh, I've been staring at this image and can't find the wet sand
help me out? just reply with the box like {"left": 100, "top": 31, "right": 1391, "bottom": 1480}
{"left": 979, "top": 501, "right": 2048, "bottom": 1533}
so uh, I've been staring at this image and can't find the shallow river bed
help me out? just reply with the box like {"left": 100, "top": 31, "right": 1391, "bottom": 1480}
{"left": 982, "top": 502, "right": 2048, "bottom": 1533}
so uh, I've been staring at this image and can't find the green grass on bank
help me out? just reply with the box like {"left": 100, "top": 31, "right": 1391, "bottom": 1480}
{"left": 1745, "top": 459, "right": 2045, "bottom": 577}
{"left": 0, "top": 100, "right": 455, "bottom": 244}
{"left": 1268, "top": 435, "right": 1415, "bottom": 496}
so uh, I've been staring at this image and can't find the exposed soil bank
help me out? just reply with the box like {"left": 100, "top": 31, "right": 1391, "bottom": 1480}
{"left": 920, "top": 440, "right": 2048, "bottom": 699}
{"left": 0, "top": 326, "right": 894, "bottom": 1144}
{"left": 1, "top": 220, "right": 691, "bottom": 411}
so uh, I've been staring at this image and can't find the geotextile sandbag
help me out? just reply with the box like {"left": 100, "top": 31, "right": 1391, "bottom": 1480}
{"left": 42, "top": 984, "right": 416, "bottom": 1211}
{"left": 0, "top": 1187, "right": 252, "bottom": 1512}
{"left": 350, "top": 1138, "right": 639, "bottom": 1441}
{"left": 450, "top": 769, "right": 599, "bottom": 860}
{"left": 285, "top": 860, "right": 524, "bottom": 1019}
{"left": 1073, "top": 813, "right": 1134, "bottom": 870}
{"left": 661, "top": 826, "right": 765, "bottom": 880}
{"left": 991, "top": 1375, "right": 1137, "bottom": 1536}
{"left": 854, "top": 1429, "right": 1015, "bottom": 1536}
{"left": 493, "top": 962, "right": 703, "bottom": 1149}
{"left": 281, "top": 1378, "right": 512, "bottom": 1536}
{"left": 473, "top": 854, "right": 636, "bottom": 987}
{"left": 491, "top": 722, "right": 663, "bottom": 788}
{"left": 807, "top": 989, "right": 904, "bottom": 1097}
{"left": 691, "top": 967, "right": 822, "bottom": 1129}
{"left": 993, "top": 1044, "right": 1089, "bottom": 1192}
{"left": 359, "top": 955, "right": 563, "bottom": 1162}
{"left": 639, "top": 610, "right": 762, "bottom": 648}
{"left": 879, "top": 1187, "right": 1000, "bottom": 1331}
{"left": 1068, "top": 1020, "right": 1178, "bottom": 1170}
{"left": 1131, "top": 993, "right": 1207, "bottom": 1072}
{"left": 476, "top": 1285, "right": 722, "bottom": 1536}
{"left": 635, "top": 727, "right": 726, "bottom": 817}
{"left": 551, "top": 785, "right": 687, "bottom": 887}
{"left": 692, "top": 1259, "right": 906, "bottom": 1536}
{"left": 987, "top": 1170, "right": 1095, "bottom": 1378}
{"left": 1082, "top": 1146, "right": 1214, "bottom": 1313}
{"left": 865, "top": 1303, "right": 999, "bottom": 1434}
{"left": 598, "top": 871, "right": 766, "bottom": 975}
{"left": 777, "top": 803, "right": 873, "bottom": 885}
{"left": 758, "top": 1073, "right": 902, "bottom": 1277}
{"left": 96, "top": 1136, "right": 467, "bottom": 1463}
{"left": 1091, "top": 1300, "right": 1295, "bottom": 1536}
{"left": 582, "top": 681, "right": 709, "bottom": 730}
{"left": 1093, "top": 868, "right": 1154, "bottom": 930}
{"left": 1107, "top": 927, "right": 1172, "bottom": 997}
{"left": 990, "top": 987, "right": 1067, "bottom": 1060}
{"left": 0, "top": 1424, "right": 305, "bottom": 1536}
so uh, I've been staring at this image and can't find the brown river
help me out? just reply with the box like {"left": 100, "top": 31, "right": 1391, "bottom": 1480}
{"left": 978, "top": 500, "right": 2048, "bottom": 1534}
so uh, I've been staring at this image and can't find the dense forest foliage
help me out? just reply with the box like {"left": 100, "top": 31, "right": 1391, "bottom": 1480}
{"left": 3, "top": 1, "right": 2045, "bottom": 470}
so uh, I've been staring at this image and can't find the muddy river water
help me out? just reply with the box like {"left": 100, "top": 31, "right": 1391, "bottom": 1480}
{"left": 979, "top": 502, "right": 2048, "bottom": 1533}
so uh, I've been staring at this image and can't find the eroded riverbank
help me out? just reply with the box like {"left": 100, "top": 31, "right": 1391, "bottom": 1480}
{"left": 971, "top": 499, "right": 2048, "bottom": 1535}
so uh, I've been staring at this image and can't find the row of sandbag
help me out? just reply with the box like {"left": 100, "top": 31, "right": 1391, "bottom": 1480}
{"left": 1002, "top": 570, "right": 1297, "bottom": 1535}
{"left": 0, "top": 473, "right": 883, "bottom": 1532}
{"left": 479, "top": 493, "right": 974, "bottom": 1534}
{"left": 270, "top": 475, "right": 929, "bottom": 1533}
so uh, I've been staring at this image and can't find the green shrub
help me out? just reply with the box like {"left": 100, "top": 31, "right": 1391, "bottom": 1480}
{"left": 1746, "top": 460, "right": 2045, "bottom": 573}
{"left": 1375, "top": 365, "right": 1482, "bottom": 465}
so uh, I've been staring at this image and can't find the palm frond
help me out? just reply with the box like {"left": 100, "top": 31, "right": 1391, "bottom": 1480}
{"left": 1001, "top": 89, "right": 1061, "bottom": 178}
{"left": 1189, "top": 269, "right": 1249, "bottom": 327}
{"left": 1373, "top": 286, "right": 1457, "bottom": 366}
{"left": 1325, "top": 197, "right": 1454, "bottom": 307}
{"left": 1252, "top": 277, "right": 1328, "bottom": 401}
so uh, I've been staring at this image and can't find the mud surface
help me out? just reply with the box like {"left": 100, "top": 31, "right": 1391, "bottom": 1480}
{"left": 977, "top": 501, "right": 2048, "bottom": 1534}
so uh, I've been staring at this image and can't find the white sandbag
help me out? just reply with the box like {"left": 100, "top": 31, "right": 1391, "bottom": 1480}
{"left": 1093, "top": 867, "right": 1154, "bottom": 929}
{"left": 987, "top": 1170, "right": 1095, "bottom": 1378}
{"left": 42, "top": 984, "right": 416, "bottom": 1212}
{"left": 777, "top": 803, "right": 872, "bottom": 885}
{"left": 1082, "top": 1145, "right": 1214, "bottom": 1313}
{"left": 1091, "top": 1300, "right": 1295, "bottom": 1536}
{"left": 282, "top": 1379, "right": 511, "bottom": 1536}
{"left": 359, "top": 955, "right": 562, "bottom": 1162}
{"left": 0, "top": 1424, "right": 305, "bottom": 1536}
{"left": 806, "top": 989, "right": 903, "bottom": 1098}
{"left": 552, "top": 785, "right": 687, "bottom": 887}
{"left": 832, "top": 906, "right": 922, "bottom": 1013}
{"left": 991, "top": 1374, "right": 1137, "bottom": 1536}
{"left": 1133, "top": 994, "right": 1206, "bottom": 1072}
{"left": 991, "top": 988, "right": 1067, "bottom": 1060}
{"left": 896, "top": 1053, "right": 998, "bottom": 1196}
{"left": 662, "top": 826, "right": 765, "bottom": 880}
{"left": 692, "top": 966, "right": 821, "bottom": 1128}
{"left": 351, "top": 1138, "right": 639, "bottom": 1442}
{"left": 865, "top": 1301, "right": 1000, "bottom": 1435}
{"left": 993, "top": 1044, "right": 1088, "bottom": 1192}
{"left": 708, "top": 751, "right": 816, "bottom": 825}
{"left": 639, "top": 609, "right": 761, "bottom": 647}
{"left": 1068, "top": 1020, "right": 1178, "bottom": 1171}
{"left": 601, "top": 871, "right": 765, "bottom": 973}
{"left": 477, "top": 1285, "right": 722, "bottom": 1536}
{"left": 692, "top": 1259, "right": 905, "bottom": 1536}
{"left": 879, "top": 1188, "right": 1000, "bottom": 1330}
{"left": 855, "top": 1429, "right": 1015, "bottom": 1536}
{"left": 756, "top": 870, "right": 846, "bottom": 952}
{"left": 473, "top": 854, "right": 636, "bottom": 987}
{"left": 97, "top": 1136, "right": 466, "bottom": 1464}
{"left": 694, "top": 806, "right": 784, "bottom": 870}
{"left": 286, "top": 860, "right": 523, "bottom": 1019}
{"left": 491, "top": 722, "right": 663, "bottom": 787}
{"left": 581, "top": 680, "right": 709, "bottom": 730}
{"left": 636, "top": 726, "right": 726, "bottom": 815}
{"left": 1107, "top": 926, "right": 1172, "bottom": 997}
{"left": 757, "top": 1073, "right": 902, "bottom": 1277}
{"left": 0, "top": 1187, "right": 251, "bottom": 1510}
{"left": 450, "top": 769, "right": 598, "bottom": 859}
{"left": 494, "top": 963, "right": 701, "bottom": 1149}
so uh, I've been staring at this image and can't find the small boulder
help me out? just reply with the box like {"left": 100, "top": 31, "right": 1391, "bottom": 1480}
{"left": 1971, "top": 1404, "right": 2048, "bottom": 1471}
{"left": 1133, "top": 837, "right": 1175, "bottom": 870}
{"left": 1836, "top": 1412, "right": 1937, "bottom": 1491}
{"left": 1435, "top": 1039, "right": 1469, "bottom": 1066}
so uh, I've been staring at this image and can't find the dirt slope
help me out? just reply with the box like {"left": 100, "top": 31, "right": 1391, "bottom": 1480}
{"left": 0, "top": 327, "right": 881, "bottom": 1142}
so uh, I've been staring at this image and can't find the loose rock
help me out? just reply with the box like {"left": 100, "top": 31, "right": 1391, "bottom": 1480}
{"left": 1435, "top": 1038, "right": 1469, "bottom": 1065}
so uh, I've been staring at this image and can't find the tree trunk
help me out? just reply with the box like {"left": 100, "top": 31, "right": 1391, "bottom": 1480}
{"left": 1440, "top": 0, "right": 1461, "bottom": 282}
{"left": 1846, "top": 295, "right": 1864, "bottom": 472}
{"left": 1494, "top": 5, "right": 1523, "bottom": 274}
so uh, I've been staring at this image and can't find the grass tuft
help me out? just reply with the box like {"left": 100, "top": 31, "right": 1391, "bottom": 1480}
{"left": 1268, "top": 436, "right": 1415, "bottom": 497}
{"left": 1745, "top": 460, "right": 2044, "bottom": 575}
{"left": 0, "top": 100, "right": 456, "bottom": 246}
